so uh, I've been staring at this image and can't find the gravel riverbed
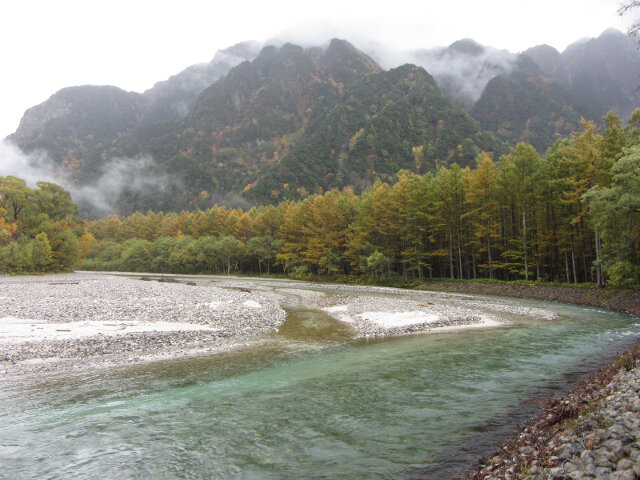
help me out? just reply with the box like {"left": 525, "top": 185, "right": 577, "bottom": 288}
{"left": 1, "top": 273, "right": 562, "bottom": 376}
{"left": 0, "top": 272, "right": 286, "bottom": 375}
{"left": 215, "top": 277, "right": 558, "bottom": 338}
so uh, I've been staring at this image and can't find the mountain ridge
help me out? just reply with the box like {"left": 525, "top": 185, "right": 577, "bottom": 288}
{"left": 6, "top": 31, "right": 639, "bottom": 216}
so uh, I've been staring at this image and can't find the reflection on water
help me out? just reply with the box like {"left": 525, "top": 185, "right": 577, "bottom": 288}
{"left": 1, "top": 280, "right": 639, "bottom": 479}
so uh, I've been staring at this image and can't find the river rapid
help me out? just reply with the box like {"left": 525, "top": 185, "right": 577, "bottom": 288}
{"left": 1, "top": 278, "right": 639, "bottom": 479}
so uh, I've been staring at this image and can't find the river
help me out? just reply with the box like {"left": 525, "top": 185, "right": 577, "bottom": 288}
{"left": 1, "top": 278, "right": 638, "bottom": 479}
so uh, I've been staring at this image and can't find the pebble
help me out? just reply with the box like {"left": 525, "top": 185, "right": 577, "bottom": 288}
{"left": 303, "top": 290, "right": 501, "bottom": 338}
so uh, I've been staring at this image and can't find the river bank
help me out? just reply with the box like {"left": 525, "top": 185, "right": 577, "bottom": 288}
{"left": 464, "top": 343, "right": 640, "bottom": 480}
{"left": 0, "top": 273, "right": 512, "bottom": 376}
{"left": 434, "top": 281, "right": 640, "bottom": 479}
{"left": 419, "top": 281, "right": 640, "bottom": 316}
{"left": 0, "top": 273, "right": 286, "bottom": 375}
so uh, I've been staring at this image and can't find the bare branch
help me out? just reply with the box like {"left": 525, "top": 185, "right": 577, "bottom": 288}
{"left": 619, "top": 1, "right": 640, "bottom": 41}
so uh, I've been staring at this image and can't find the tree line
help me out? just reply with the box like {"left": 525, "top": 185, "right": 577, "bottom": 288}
{"left": 0, "top": 177, "right": 91, "bottom": 273}
{"left": 79, "top": 111, "right": 640, "bottom": 287}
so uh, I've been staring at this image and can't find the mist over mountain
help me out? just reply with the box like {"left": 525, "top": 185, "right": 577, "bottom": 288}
{"left": 410, "top": 39, "right": 519, "bottom": 110}
{"left": 523, "top": 29, "right": 640, "bottom": 122}
{"left": 140, "top": 41, "right": 262, "bottom": 125}
{"left": 471, "top": 56, "right": 582, "bottom": 151}
{"left": 10, "top": 85, "right": 149, "bottom": 186}
{"left": 4, "top": 30, "right": 639, "bottom": 216}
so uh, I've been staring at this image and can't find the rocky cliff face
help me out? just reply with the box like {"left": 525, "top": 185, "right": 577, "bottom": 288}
{"left": 13, "top": 95, "right": 72, "bottom": 142}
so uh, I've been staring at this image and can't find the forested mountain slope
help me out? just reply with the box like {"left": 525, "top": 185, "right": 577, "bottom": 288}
{"left": 6, "top": 32, "right": 639, "bottom": 215}
{"left": 471, "top": 56, "right": 582, "bottom": 151}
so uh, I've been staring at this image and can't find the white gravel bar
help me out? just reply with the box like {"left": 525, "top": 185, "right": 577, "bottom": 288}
{"left": 0, "top": 272, "right": 558, "bottom": 375}
{"left": 0, "top": 272, "right": 286, "bottom": 375}
{"left": 311, "top": 292, "right": 504, "bottom": 337}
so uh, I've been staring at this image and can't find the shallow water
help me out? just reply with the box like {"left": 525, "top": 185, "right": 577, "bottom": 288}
{"left": 1, "top": 280, "right": 639, "bottom": 479}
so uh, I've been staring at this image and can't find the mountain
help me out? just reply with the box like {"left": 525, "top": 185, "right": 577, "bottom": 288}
{"left": 10, "top": 85, "right": 148, "bottom": 183}
{"left": 139, "top": 41, "right": 261, "bottom": 125}
{"left": 468, "top": 29, "right": 640, "bottom": 151}
{"left": 471, "top": 56, "right": 582, "bottom": 151}
{"left": 521, "top": 44, "right": 569, "bottom": 85}
{"left": 186, "top": 40, "right": 380, "bottom": 152}
{"left": 523, "top": 29, "right": 640, "bottom": 121}
{"left": 141, "top": 39, "right": 500, "bottom": 205}
{"left": 9, "top": 42, "right": 261, "bottom": 184}
{"left": 246, "top": 63, "right": 504, "bottom": 202}
{"left": 6, "top": 31, "right": 639, "bottom": 216}
{"left": 136, "top": 39, "right": 386, "bottom": 204}
{"left": 11, "top": 38, "right": 501, "bottom": 213}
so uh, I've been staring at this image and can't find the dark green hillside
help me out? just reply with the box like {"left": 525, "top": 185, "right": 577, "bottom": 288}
{"left": 471, "top": 56, "right": 582, "bottom": 151}
{"left": 247, "top": 64, "right": 505, "bottom": 202}
{"left": 185, "top": 39, "right": 380, "bottom": 142}
{"left": 142, "top": 39, "right": 384, "bottom": 201}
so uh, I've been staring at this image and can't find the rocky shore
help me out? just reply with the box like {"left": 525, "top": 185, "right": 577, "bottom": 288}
{"left": 315, "top": 293, "right": 498, "bottom": 338}
{"left": 421, "top": 281, "right": 640, "bottom": 316}
{"left": 183, "top": 276, "right": 530, "bottom": 338}
{"left": 465, "top": 345, "right": 640, "bottom": 480}
{"left": 444, "top": 280, "right": 640, "bottom": 480}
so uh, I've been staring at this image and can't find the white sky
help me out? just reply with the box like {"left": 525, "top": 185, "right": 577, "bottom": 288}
{"left": 0, "top": 0, "right": 633, "bottom": 139}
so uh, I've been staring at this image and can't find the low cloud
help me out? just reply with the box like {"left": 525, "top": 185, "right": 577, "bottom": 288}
{"left": 0, "top": 140, "right": 180, "bottom": 217}
{"left": 307, "top": 36, "right": 518, "bottom": 109}
{"left": 408, "top": 42, "right": 518, "bottom": 108}
{"left": 0, "top": 141, "right": 60, "bottom": 185}
{"left": 71, "top": 156, "right": 181, "bottom": 216}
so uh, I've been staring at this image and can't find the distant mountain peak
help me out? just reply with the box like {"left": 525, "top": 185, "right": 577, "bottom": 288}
{"left": 411, "top": 39, "right": 517, "bottom": 110}
{"left": 327, "top": 37, "right": 355, "bottom": 50}
{"left": 139, "top": 41, "right": 260, "bottom": 123}
{"left": 599, "top": 27, "right": 627, "bottom": 39}
{"left": 7, "top": 32, "right": 639, "bottom": 215}
{"left": 521, "top": 44, "right": 566, "bottom": 83}
{"left": 447, "top": 38, "right": 486, "bottom": 56}
{"left": 220, "top": 40, "right": 262, "bottom": 58}
{"left": 13, "top": 85, "right": 146, "bottom": 144}
{"left": 523, "top": 44, "right": 560, "bottom": 56}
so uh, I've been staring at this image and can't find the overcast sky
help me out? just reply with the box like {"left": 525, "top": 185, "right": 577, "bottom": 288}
{"left": 1, "top": 0, "right": 633, "bottom": 139}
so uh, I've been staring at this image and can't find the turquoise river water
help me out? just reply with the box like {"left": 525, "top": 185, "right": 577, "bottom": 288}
{"left": 1, "top": 280, "right": 639, "bottom": 479}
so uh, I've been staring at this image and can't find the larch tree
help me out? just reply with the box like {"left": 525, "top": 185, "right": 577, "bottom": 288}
{"left": 465, "top": 153, "right": 500, "bottom": 279}
{"left": 498, "top": 143, "right": 541, "bottom": 280}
